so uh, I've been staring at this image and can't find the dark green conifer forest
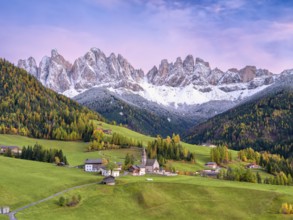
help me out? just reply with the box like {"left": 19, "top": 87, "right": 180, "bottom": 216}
{"left": 0, "top": 59, "right": 103, "bottom": 141}
{"left": 185, "top": 87, "right": 293, "bottom": 158}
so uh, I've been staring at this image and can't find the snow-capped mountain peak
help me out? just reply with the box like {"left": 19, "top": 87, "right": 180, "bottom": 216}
{"left": 18, "top": 48, "right": 292, "bottom": 108}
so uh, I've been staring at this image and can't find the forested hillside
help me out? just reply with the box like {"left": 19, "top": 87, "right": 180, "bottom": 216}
{"left": 0, "top": 59, "right": 103, "bottom": 140}
{"left": 74, "top": 88, "right": 195, "bottom": 137}
{"left": 184, "top": 86, "right": 293, "bottom": 158}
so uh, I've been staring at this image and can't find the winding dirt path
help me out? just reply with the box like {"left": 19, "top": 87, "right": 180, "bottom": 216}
{"left": 6, "top": 182, "right": 97, "bottom": 220}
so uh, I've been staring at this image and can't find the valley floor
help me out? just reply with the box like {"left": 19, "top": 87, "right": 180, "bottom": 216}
{"left": 0, "top": 133, "right": 292, "bottom": 220}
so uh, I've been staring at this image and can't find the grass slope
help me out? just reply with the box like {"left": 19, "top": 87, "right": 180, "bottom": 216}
{"left": 0, "top": 118, "right": 239, "bottom": 172}
{"left": 0, "top": 156, "right": 98, "bottom": 209}
{"left": 1, "top": 133, "right": 292, "bottom": 220}
{"left": 0, "top": 134, "right": 141, "bottom": 166}
{"left": 95, "top": 121, "right": 228, "bottom": 170}
{"left": 16, "top": 175, "right": 293, "bottom": 220}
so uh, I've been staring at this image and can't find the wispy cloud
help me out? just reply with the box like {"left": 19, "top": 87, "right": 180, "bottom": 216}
{"left": 0, "top": 0, "right": 292, "bottom": 73}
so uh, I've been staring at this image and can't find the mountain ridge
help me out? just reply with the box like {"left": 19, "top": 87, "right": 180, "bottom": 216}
{"left": 18, "top": 48, "right": 283, "bottom": 103}
{"left": 17, "top": 48, "right": 293, "bottom": 136}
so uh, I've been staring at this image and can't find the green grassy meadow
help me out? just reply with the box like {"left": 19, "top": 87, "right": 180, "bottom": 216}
{"left": 0, "top": 120, "right": 219, "bottom": 170}
{"left": 16, "top": 175, "right": 293, "bottom": 220}
{"left": 0, "top": 134, "right": 141, "bottom": 166}
{"left": 1, "top": 130, "right": 293, "bottom": 220}
{"left": 0, "top": 215, "right": 8, "bottom": 220}
{"left": 0, "top": 156, "right": 99, "bottom": 209}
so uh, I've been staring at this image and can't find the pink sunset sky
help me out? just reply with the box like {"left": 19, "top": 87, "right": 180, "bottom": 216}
{"left": 1, "top": 0, "right": 293, "bottom": 73}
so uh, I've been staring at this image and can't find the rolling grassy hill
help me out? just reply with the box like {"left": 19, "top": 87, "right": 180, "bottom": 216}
{"left": 0, "top": 118, "right": 231, "bottom": 172}
{"left": 0, "top": 134, "right": 141, "bottom": 166}
{"left": 1, "top": 129, "right": 292, "bottom": 219}
{"left": 0, "top": 156, "right": 98, "bottom": 210}
{"left": 7, "top": 172, "right": 293, "bottom": 220}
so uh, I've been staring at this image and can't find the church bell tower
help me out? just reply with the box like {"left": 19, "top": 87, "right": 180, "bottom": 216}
{"left": 142, "top": 147, "right": 147, "bottom": 166}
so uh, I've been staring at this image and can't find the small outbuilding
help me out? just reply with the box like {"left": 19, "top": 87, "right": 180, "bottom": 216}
{"left": 246, "top": 163, "right": 261, "bottom": 169}
{"left": 101, "top": 176, "right": 115, "bottom": 185}
{"left": 205, "top": 162, "right": 217, "bottom": 169}
{"left": 0, "top": 206, "right": 10, "bottom": 214}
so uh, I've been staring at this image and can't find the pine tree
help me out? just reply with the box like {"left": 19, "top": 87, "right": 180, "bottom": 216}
{"left": 256, "top": 172, "right": 262, "bottom": 184}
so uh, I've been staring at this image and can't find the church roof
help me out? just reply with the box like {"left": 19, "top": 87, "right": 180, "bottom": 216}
{"left": 146, "top": 159, "right": 157, "bottom": 166}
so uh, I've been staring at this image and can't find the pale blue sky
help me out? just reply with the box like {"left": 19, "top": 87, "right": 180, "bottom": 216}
{"left": 1, "top": 0, "right": 293, "bottom": 73}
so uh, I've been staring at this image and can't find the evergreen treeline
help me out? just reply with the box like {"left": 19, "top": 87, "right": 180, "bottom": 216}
{"left": 238, "top": 148, "right": 293, "bottom": 177}
{"left": 88, "top": 131, "right": 143, "bottom": 151}
{"left": 147, "top": 134, "right": 196, "bottom": 165}
{"left": 185, "top": 88, "right": 293, "bottom": 158}
{"left": 5, "top": 144, "right": 68, "bottom": 165}
{"left": 77, "top": 89, "right": 196, "bottom": 137}
{"left": 217, "top": 166, "right": 293, "bottom": 185}
{"left": 109, "top": 132, "right": 143, "bottom": 148}
{"left": 210, "top": 145, "right": 232, "bottom": 164}
{"left": 0, "top": 59, "right": 103, "bottom": 141}
{"left": 124, "top": 153, "right": 136, "bottom": 168}
{"left": 217, "top": 167, "right": 258, "bottom": 183}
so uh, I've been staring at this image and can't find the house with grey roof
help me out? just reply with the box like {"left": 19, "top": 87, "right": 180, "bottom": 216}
{"left": 129, "top": 165, "right": 146, "bottom": 176}
{"left": 84, "top": 159, "right": 103, "bottom": 172}
{"left": 101, "top": 176, "right": 115, "bottom": 185}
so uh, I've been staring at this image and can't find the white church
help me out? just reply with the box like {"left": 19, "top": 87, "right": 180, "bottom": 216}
{"left": 141, "top": 148, "right": 160, "bottom": 173}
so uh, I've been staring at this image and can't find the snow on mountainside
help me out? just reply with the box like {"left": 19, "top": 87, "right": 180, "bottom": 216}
{"left": 18, "top": 48, "right": 291, "bottom": 108}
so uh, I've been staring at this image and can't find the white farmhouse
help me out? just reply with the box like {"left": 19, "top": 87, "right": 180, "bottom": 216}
{"left": 84, "top": 159, "right": 103, "bottom": 172}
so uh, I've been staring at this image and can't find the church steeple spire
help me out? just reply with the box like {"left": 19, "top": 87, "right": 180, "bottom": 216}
{"left": 142, "top": 147, "right": 147, "bottom": 166}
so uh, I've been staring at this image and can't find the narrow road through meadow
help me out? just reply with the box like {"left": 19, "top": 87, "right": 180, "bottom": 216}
{"left": 6, "top": 182, "right": 97, "bottom": 220}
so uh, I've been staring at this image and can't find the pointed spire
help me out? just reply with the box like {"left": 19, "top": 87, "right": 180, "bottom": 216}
{"left": 142, "top": 147, "right": 147, "bottom": 166}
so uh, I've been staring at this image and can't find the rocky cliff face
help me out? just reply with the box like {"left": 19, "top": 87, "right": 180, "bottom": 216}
{"left": 18, "top": 48, "right": 290, "bottom": 107}
{"left": 18, "top": 48, "right": 144, "bottom": 93}
{"left": 146, "top": 55, "right": 274, "bottom": 89}
{"left": 18, "top": 49, "right": 72, "bottom": 92}
{"left": 18, "top": 57, "right": 38, "bottom": 78}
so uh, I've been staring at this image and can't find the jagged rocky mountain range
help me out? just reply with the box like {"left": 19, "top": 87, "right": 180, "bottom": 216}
{"left": 18, "top": 48, "right": 293, "bottom": 136}
{"left": 18, "top": 48, "right": 284, "bottom": 101}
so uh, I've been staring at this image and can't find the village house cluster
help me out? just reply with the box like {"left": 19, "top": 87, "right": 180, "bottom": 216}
{"left": 0, "top": 146, "right": 21, "bottom": 155}
{"left": 84, "top": 148, "right": 168, "bottom": 185}
{"left": 84, "top": 159, "right": 122, "bottom": 177}
{"left": 84, "top": 148, "right": 160, "bottom": 176}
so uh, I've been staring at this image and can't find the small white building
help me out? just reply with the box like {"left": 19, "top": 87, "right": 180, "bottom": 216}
{"left": 0, "top": 206, "right": 10, "bottom": 214}
{"left": 100, "top": 167, "right": 120, "bottom": 177}
{"left": 100, "top": 168, "right": 111, "bottom": 176}
{"left": 112, "top": 169, "right": 120, "bottom": 177}
{"left": 139, "top": 166, "right": 146, "bottom": 176}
